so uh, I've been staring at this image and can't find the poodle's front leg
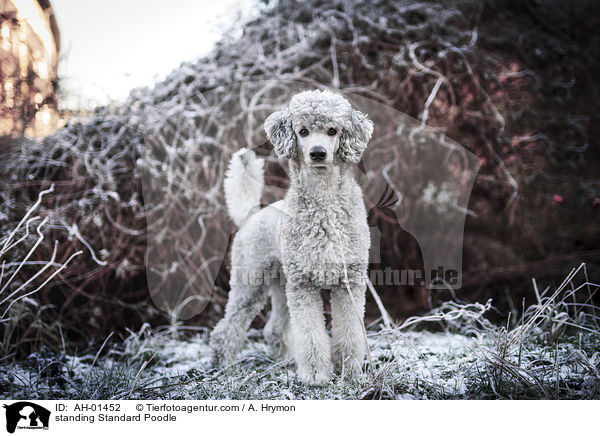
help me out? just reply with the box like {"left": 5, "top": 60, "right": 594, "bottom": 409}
{"left": 331, "top": 283, "right": 366, "bottom": 378}
{"left": 286, "top": 283, "right": 331, "bottom": 386}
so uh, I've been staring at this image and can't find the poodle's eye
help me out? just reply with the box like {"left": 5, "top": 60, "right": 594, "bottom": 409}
{"left": 299, "top": 128, "right": 309, "bottom": 137}
{"left": 327, "top": 127, "right": 337, "bottom": 136}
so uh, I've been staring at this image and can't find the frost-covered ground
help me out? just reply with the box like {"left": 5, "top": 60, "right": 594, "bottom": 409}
{"left": 2, "top": 323, "right": 599, "bottom": 400}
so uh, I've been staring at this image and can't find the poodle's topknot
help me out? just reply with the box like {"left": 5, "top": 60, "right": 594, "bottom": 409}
{"left": 288, "top": 89, "right": 353, "bottom": 120}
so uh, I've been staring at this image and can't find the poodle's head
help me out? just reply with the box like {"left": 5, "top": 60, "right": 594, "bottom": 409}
{"left": 264, "top": 90, "right": 373, "bottom": 166}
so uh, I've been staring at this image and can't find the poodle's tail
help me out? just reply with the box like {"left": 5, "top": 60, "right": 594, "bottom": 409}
{"left": 223, "top": 148, "right": 265, "bottom": 227}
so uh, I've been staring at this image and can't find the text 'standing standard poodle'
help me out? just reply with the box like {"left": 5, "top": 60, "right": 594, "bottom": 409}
{"left": 210, "top": 89, "right": 374, "bottom": 385}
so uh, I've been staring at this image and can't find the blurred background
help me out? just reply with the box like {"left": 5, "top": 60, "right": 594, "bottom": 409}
{"left": 1, "top": 0, "right": 599, "bottom": 355}
{"left": 0, "top": 0, "right": 256, "bottom": 137}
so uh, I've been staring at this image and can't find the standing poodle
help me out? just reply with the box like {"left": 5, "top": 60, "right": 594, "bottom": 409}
{"left": 210, "top": 89, "right": 374, "bottom": 385}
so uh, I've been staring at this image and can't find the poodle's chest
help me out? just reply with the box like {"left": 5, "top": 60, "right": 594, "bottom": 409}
{"left": 280, "top": 201, "right": 369, "bottom": 286}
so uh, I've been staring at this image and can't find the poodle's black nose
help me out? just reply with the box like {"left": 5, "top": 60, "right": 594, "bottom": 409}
{"left": 309, "top": 147, "right": 327, "bottom": 162}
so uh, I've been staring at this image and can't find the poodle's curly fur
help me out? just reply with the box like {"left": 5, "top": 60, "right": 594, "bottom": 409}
{"left": 210, "top": 90, "right": 374, "bottom": 385}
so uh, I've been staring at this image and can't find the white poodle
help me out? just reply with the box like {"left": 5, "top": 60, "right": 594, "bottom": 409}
{"left": 210, "top": 89, "right": 374, "bottom": 385}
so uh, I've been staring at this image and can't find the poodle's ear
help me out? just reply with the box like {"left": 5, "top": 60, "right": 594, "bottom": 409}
{"left": 339, "top": 109, "right": 374, "bottom": 163}
{"left": 264, "top": 109, "right": 297, "bottom": 160}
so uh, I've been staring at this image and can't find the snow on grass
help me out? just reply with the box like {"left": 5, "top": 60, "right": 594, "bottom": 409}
{"left": 1, "top": 326, "right": 598, "bottom": 400}
{"left": 1, "top": 264, "right": 598, "bottom": 400}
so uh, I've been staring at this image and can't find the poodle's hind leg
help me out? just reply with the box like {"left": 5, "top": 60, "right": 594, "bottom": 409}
{"left": 209, "top": 281, "right": 267, "bottom": 367}
{"left": 331, "top": 283, "right": 367, "bottom": 379}
{"left": 264, "top": 281, "right": 292, "bottom": 360}
{"left": 286, "top": 283, "right": 332, "bottom": 386}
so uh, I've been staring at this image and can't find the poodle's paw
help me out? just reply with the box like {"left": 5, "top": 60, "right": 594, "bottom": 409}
{"left": 209, "top": 346, "right": 238, "bottom": 369}
{"left": 209, "top": 341, "right": 229, "bottom": 368}
{"left": 296, "top": 361, "right": 332, "bottom": 386}
{"left": 210, "top": 349, "right": 226, "bottom": 369}
{"left": 333, "top": 354, "right": 364, "bottom": 380}
{"left": 209, "top": 325, "right": 236, "bottom": 367}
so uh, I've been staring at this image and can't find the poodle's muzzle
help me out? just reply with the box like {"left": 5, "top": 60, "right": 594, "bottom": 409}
{"left": 299, "top": 131, "right": 338, "bottom": 167}
{"left": 309, "top": 146, "right": 327, "bottom": 162}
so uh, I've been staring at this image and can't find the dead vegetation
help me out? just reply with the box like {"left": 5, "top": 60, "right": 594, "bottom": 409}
{"left": 0, "top": 0, "right": 598, "bottom": 356}
{"left": 1, "top": 265, "right": 598, "bottom": 399}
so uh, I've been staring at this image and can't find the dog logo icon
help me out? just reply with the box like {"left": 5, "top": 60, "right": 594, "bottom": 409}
{"left": 3, "top": 402, "right": 50, "bottom": 433}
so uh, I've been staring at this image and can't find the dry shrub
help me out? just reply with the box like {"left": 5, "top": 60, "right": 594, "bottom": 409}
{"left": 0, "top": 185, "right": 83, "bottom": 357}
